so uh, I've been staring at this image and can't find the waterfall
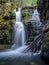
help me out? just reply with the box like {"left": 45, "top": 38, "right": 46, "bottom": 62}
{"left": 31, "top": 9, "right": 42, "bottom": 36}
{"left": 0, "top": 8, "right": 44, "bottom": 64}
{"left": 12, "top": 8, "right": 26, "bottom": 49}
{"left": 32, "top": 9, "right": 40, "bottom": 22}
{"left": 16, "top": 8, "right": 21, "bottom": 21}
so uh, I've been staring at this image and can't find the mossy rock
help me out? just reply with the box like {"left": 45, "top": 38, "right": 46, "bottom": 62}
{"left": 22, "top": 7, "right": 34, "bottom": 23}
{"left": 0, "top": 16, "right": 3, "bottom": 20}
{"left": 0, "top": 44, "right": 11, "bottom": 51}
{"left": 42, "top": 32, "right": 49, "bottom": 51}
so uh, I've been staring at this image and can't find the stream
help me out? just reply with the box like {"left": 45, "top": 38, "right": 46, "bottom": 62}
{"left": 0, "top": 8, "right": 48, "bottom": 65}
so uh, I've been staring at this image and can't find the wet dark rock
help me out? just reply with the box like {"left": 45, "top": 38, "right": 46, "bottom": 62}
{"left": 25, "top": 21, "right": 34, "bottom": 43}
{"left": 3, "top": 16, "right": 10, "bottom": 20}
{"left": 22, "top": 7, "right": 33, "bottom": 10}
{"left": 10, "top": 14, "right": 16, "bottom": 19}
{"left": 24, "top": 18, "right": 42, "bottom": 45}
{"left": 41, "top": 49, "right": 49, "bottom": 64}
{"left": 3, "top": 14, "right": 16, "bottom": 20}
{"left": 41, "top": 31, "right": 49, "bottom": 63}
{"left": 37, "top": 0, "right": 49, "bottom": 24}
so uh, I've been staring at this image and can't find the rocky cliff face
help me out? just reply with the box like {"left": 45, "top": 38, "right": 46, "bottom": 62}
{"left": 37, "top": 0, "right": 49, "bottom": 24}
{"left": 37, "top": 0, "right": 49, "bottom": 61}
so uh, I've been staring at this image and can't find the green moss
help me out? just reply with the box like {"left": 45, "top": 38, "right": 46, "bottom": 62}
{"left": 0, "top": 45, "right": 11, "bottom": 51}
{"left": 0, "top": 16, "right": 3, "bottom": 20}
{"left": 22, "top": 8, "right": 34, "bottom": 23}
{"left": 43, "top": 32, "right": 49, "bottom": 47}
{"left": 23, "top": 16, "right": 28, "bottom": 22}
{"left": 23, "top": 0, "right": 37, "bottom": 7}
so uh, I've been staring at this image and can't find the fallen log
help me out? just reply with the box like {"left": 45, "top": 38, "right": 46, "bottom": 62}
{"left": 24, "top": 33, "right": 43, "bottom": 53}
{"left": 24, "top": 22, "right": 49, "bottom": 53}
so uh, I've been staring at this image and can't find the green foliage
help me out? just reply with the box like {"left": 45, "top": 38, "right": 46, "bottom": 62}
{"left": 0, "top": 0, "right": 37, "bottom": 49}
{"left": 22, "top": 0, "right": 37, "bottom": 7}
{"left": 22, "top": 8, "right": 33, "bottom": 23}
{"left": 0, "top": 16, "right": 3, "bottom": 20}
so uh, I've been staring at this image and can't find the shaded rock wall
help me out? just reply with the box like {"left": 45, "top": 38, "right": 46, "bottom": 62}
{"left": 37, "top": 0, "right": 49, "bottom": 24}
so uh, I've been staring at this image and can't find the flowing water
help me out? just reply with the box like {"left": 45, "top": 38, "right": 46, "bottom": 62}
{"left": 0, "top": 8, "right": 47, "bottom": 65}
{"left": 32, "top": 8, "right": 42, "bottom": 36}
{"left": 12, "top": 8, "right": 42, "bottom": 50}
{"left": 15, "top": 8, "right": 21, "bottom": 21}
{"left": 12, "top": 8, "right": 26, "bottom": 49}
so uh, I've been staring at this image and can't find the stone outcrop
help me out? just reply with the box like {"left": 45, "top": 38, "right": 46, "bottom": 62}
{"left": 37, "top": 0, "right": 49, "bottom": 24}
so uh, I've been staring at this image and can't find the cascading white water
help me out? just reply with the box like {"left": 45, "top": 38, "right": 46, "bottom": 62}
{"left": 16, "top": 8, "right": 21, "bottom": 21}
{"left": 0, "top": 8, "right": 44, "bottom": 65}
{"left": 12, "top": 8, "right": 26, "bottom": 49}
{"left": 12, "top": 8, "right": 41, "bottom": 52}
